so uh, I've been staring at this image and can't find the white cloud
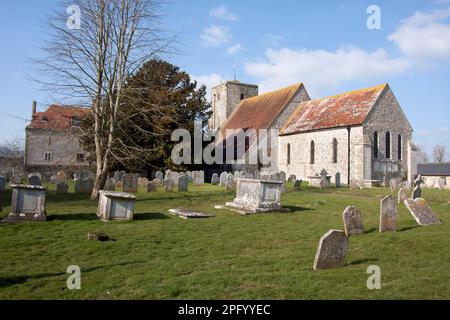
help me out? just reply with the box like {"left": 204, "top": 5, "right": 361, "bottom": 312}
{"left": 262, "top": 33, "right": 283, "bottom": 47}
{"left": 192, "top": 73, "right": 221, "bottom": 98}
{"left": 226, "top": 43, "right": 242, "bottom": 55}
{"left": 244, "top": 47, "right": 411, "bottom": 95}
{"left": 210, "top": 5, "right": 238, "bottom": 21}
{"left": 388, "top": 8, "right": 450, "bottom": 64}
{"left": 201, "top": 25, "right": 231, "bottom": 47}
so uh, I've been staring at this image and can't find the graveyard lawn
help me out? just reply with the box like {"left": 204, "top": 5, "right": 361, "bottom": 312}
{"left": 0, "top": 183, "right": 449, "bottom": 300}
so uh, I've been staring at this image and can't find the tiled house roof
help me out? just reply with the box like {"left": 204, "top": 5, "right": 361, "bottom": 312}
{"left": 418, "top": 163, "right": 450, "bottom": 176}
{"left": 281, "top": 84, "right": 387, "bottom": 135}
{"left": 27, "top": 105, "right": 92, "bottom": 131}
{"left": 220, "top": 83, "right": 305, "bottom": 136}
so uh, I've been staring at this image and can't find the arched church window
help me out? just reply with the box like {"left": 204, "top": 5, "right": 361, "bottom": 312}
{"left": 374, "top": 132, "right": 378, "bottom": 159}
{"left": 310, "top": 141, "right": 315, "bottom": 164}
{"left": 398, "top": 135, "right": 402, "bottom": 160}
{"left": 332, "top": 138, "right": 338, "bottom": 164}
{"left": 287, "top": 143, "right": 291, "bottom": 165}
{"left": 386, "top": 131, "right": 391, "bottom": 159}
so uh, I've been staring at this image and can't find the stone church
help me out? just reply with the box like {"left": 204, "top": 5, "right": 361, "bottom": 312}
{"left": 211, "top": 81, "right": 417, "bottom": 186}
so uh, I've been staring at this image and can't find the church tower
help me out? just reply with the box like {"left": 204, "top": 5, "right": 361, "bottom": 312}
{"left": 209, "top": 80, "right": 259, "bottom": 130}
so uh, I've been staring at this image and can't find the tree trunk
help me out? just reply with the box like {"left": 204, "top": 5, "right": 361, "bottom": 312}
{"left": 91, "top": 166, "right": 109, "bottom": 200}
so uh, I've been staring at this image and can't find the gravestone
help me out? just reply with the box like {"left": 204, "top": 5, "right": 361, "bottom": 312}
{"left": 313, "top": 230, "right": 349, "bottom": 270}
{"left": 389, "top": 178, "right": 399, "bottom": 192}
{"left": 147, "top": 180, "right": 158, "bottom": 192}
{"left": 152, "top": 178, "right": 161, "bottom": 186}
{"left": 75, "top": 178, "right": 94, "bottom": 194}
{"left": 335, "top": 172, "right": 341, "bottom": 188}
{"left": 178, "top": 175, "right": 189, "bottom": 192}
{"left": 97, "top": 191, "right": 136, "bottom": 221}
{"left": 412, "top": 175, "right": 424, "bottom": 199}
{"left": 28, "top": 175, "right": 42, "bottom": 186}
{"left": 104, "top": 178, "right": 116, "bottom": 191}
{"left": 193, "top": 171, "right": 204, "bottom": 186}
{"left": 56, "top": 171, "right": 66, "bottom": 184}
{"left": 155, "top": 171, "right": 164, "bottom": 182}
{"left": 401, "top": 180, "right": 411, "bottom": 189}
{"left": 1, "top": 185, "right": 47, "bottom": 223}
{"left": 123, "top": 174, "right": 138, "bottom": 193}
{"left": 319, "top": 169, "right": 330, "bottom": 188}
{"left": 225, "top": 174, "right": 234, "bottom": 191}
{"left": 219, "top": 172, "right": 228, "bottom": 186}
{"left": 342, "top": 206, "right": 365, "bottom": 236}
{"left": 164, "top": 178, "right": 174, "bottom": 192}
{"left": 211, "top": 173, "right": 220, "bottom": 186}
{"left": 380, "top": 195, "right": 397, "bottom": 232}
{"left": 404, "top": 198, "right": 441, "bottom": 226}
{"left": 168, "top": 208, "right": 214, "bottom": 219}
{"left": 294, "top": 179, "right": 302, "bottom": 191}
{"left": 279, "top": 171, "right": 286, "bottom": 182}
{"left": 56, "top": 183, "right": 69, "bottom": 194}
{"left": 138, "top": 177, "right": 149, "bottom": 188}
{"left": 12, "top": 176, "right": 22, "bottom": 184}
{"left": 0, "top": 176, "right": 5, "bottom": 212}
{"left": 171, "top": 172, "right": 180, "bottom": 186}
{"left": 398, "top": 187, "right": 408, "bottom": 204}
{"left": 288, "top": 174, "right": 297, "bottom": 182}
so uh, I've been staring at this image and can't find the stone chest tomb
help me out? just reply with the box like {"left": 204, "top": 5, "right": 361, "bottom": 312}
{"left": 2, "top": 185, "right": 47, "bottom": 223}
{"left": 97, "top": 191, "right": 136, "bottom": 221}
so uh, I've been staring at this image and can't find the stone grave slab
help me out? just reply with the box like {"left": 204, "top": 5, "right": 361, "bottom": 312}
{"left": 404, "top": 198, "right": 441, "bottom": 226}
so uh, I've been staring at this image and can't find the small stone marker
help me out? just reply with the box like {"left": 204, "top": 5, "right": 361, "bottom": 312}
{"left": 178, "top": 175, "right": 189, "bottom": 192}
{"left": 225, "top": 174, "right": 234, "bottom": 191}
{"left": 398, "top": 187, "right": 408, "bottom": 204}
{"left": 219, "top": 172, "right": 228, "bottom": 186}
{"left": 293, "top": 179, "right": 302, "bottom": 191}
{"left": 138, "top": 177, "right": 149, "bottom": 188}
{"left": 342, "top": 206, "right": 364, "bottom": 236}
{"left": 211, "top": 173, "right": 220, "bottom": 186}
{"left": 404, "top": 198, "right": 441, "bottom": 226}
{"left": 164, "top": 178, "right": 174, "bottom": 192}
{"left": 28, "top": 175, "right": 42, "bottom": 186}
{"left": 193, "top": 171, "right": 205, "bottom": 186}
{"left": 56, "top": 183, "right": 69, "bottom": 194}
{"left": 380, "top": 195, "right": 397, "bottom": 232}
{"left": 288, "top": 174, "right": 296, "bottom": 182}
{"left": 335, "top": 172, "right": 341, "bottom": 187}
{"left": 168, "top": 208, "right": 214, "bottom": 219}
{"left": 123, "top": 174, "right": 138, "bottom": 193}
{"left": 313, "top": 230, "right": 349, "bottom": 270}
{"left": 155, "top": 171, "right": 164, "bottom": 182}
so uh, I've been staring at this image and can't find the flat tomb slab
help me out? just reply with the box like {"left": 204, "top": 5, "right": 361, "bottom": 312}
{"left": 168, "top": 208, "right": 214, "bottom": 219}
{"left": 215, "top": 203, "right": 292, "bottom": 216}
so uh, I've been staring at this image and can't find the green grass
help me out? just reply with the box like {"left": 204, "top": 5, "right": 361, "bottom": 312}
{"left": 0, "top": 182, "right": 449, "bottom": 300}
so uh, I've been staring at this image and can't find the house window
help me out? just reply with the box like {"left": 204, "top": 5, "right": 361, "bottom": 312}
{"left": 76, "top": 153, "right": 85, "bottom": 162}
{"left": 48, "top": 137, "right": 51, "bottom": 146}
{"left": 373, "top": 131, "right": 378, "bottom": 159}
{"left": 332, "top": 138, "right": 338, "bottom": 164}
{"left": 240, "top": 93, "right": 245, "bottom": 100}
{"left": 42, "top": 116, "right": 49, "bottom": 122}
{"left": 44, "top": 153, "right": 52, "bottom": 162}
{"left": 386, "top": 131, "right": 391, "bottom": 159}
{"left": 287, "top": 143, "right": 291, "bottom": 165}
{"left": 217, "top": 93, "right": 221, "bottom": 101}
{"left": 310, "top": 141, "right": 315, "bottom": 164}
{"left": 398, "top": 135, "right": 402, "bottom": 160}
{"left": 71, "top": 117, "right": 81, "bottom": 127}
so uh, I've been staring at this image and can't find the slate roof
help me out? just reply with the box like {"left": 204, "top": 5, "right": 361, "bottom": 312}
{"left": 220, "top": 83, "right": 305, "bottom": 137}
{"left": 417, "top": 163, "right": 450, "bottom": 176}
{"left": 281, "top": 84, "right": 387, "bottom": 135}
{"left": 27, "top": 105, "right": 92, "bottom": 131}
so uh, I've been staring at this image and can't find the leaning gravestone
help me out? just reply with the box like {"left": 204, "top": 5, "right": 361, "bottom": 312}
{"left": 164, "top": 178, "right": 174, "bottom": 192}
{"left": 404, "top": 198, "right": 441, "bottom": 226}
{"left": 398, "top": 187, "right": 408, "bottom": 204}
{"left": 56, "top": 183, "right": 69, "bottom": 194}
{"left": 342, "top": 206, "right": 365, "bottom": 236}
{"left": 123, "top": 174, "right": 138, "bottom": 193}
{"left": 211, "top": 173, "right": 220, "bottom": 186}
{"left": 313, "top": 230, "right": 349, "bottom": 270}
{"left": 178, "top": 175, "right": 189, "bottom": 192}
{"left": 219, "top": 172, "right": 228, "bottom": 186}
{"left": 380, "top": 195, "right": 397, "bottom": 232}
{"left": 28, "top": 175, "right": 42, "bottom": 186}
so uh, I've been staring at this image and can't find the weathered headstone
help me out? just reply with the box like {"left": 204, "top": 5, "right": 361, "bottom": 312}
{"left": 138, "top": 177, "right": 149, "bottom": 188}
{"left": 97, "top": 191, "right": 136, "bottom": 221}
{"left": 104, "top": 178, "right": 116, "bottom": 191}
{"left": 28, "top": 175, "right": 42, "bottom": 186}
{"left": 293, "top": 179, "right": 302, "bottom": 191}
{"left": 288, "top": 174, "right": 297, "bottom": 182}
{"left": 225, "top": 174, "right": 234, "bottom": 191}
{"left": 211, "top": 173, "right": 220, "bottom": 186}
{"left": 75, "top": 178, "right": 94, "bottom": 194}
{"left": 123, "top": 174, "right": 138, "bottom": 193}
{"left": 380, "top": 195, "right": 397, "bottom": 232}
{"left": 56, "top": 171, "right": 66, "bottom": 184}
{"left": 319, "top": 169, "right": 330, "bottom": 188}
{"left": 155, "top": 171, "right": 164, "bottom": 182}
{"left": 1, "top": 185, "right": 47, "bottom": 223}
{"left": 219, "top": 172, "right": 228, "bottom": 186}
{"left": 342, "top": 206, "right": 364, "bottom": 236}
{"left": 193, "top": 171, "right": 204, "bottom": 186}
{"left": 178, "top": 175, "right": 189, "bottom": 192}
{"left": 389, "top": 178, "right": 399, "bottom": 192}
{"left": 164, "top": 178, "right": 174, "bottom": 192}
{"left": 147, "top": 180, "right": 158, "bottom": 192}
{"left": 404, "top": 198, "right": 441, "bottom": 226}
{"left": 412, "top": 185, "right": 421, "bottom": 200}
{"left": 335, "top": 172, "right": 341, "bottom": 188}
{"left": 56, "top": 183, "right": 69, "bottom": 194}
{"left": 398, "top": 187, "right": 408, "bottom": 204}
{"left": 313, "top": 230, "right": 349, "bottom": 270}
{"left": 12, "top": 176, "right": 22, "bottom": 184}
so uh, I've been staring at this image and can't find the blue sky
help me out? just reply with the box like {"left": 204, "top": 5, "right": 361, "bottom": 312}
{"left": 0, "top": 0, "right": 450, "bottom": 158}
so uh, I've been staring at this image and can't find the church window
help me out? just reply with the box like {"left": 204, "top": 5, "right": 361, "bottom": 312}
{"left": 310, "top": 141, "right": 315, "bottom": 164}
{"left": 374, "top": 132, "right": 378, "bottom": 159}
{"left": 240, "top": 94, "right": 245, "bottom": 100}
{"left": 386, "top": 131, "right": 391, "bottom": 159}
{"left": 398, "top": 135, "right": 402, "bottom": 160}
{"left": 287, "top": 143, "right": 291, "bottom": 165}
{"left": 332, "top": 138, "right": 338, "bottom": 164}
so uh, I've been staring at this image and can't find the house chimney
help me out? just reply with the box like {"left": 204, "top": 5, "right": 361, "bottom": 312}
{"left": 32, "top": 100, "right": 37, "bottom": 118}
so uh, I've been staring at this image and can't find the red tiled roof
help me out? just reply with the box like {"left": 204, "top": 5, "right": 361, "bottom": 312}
{"left": 281, "top": 84, "right": 387, "bottom": 135}
{"left": 27, "top": 105, "right": 92, "bottom": 131}
{"left": 220, "top": 83, "right": 305, "bottom": 137}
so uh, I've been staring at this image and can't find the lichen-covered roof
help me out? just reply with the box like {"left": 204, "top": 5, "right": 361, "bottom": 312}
{"left": 27, "top": 105, "right": 92, "bottom": 131}
{"left": 418, "top": 163, "right": 450, "bottom": 176}
{"left": 220, "top": 83, "right": 304, "bottom": 136}
{"left": 281, "top": 84, "right": 387, "bottom": 135}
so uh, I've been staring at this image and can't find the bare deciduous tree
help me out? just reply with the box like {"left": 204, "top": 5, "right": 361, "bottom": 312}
{"left": 433, "top": 145, "right": 446, "bottom": 163}
{"left": 416, "top": 144, "right": 429, "bottom": 164}
{"left": 34, "top": 0, "right": 173, "bottom": 199}
{"left": 0, "top": 138, "right": 24, "bottom": 177}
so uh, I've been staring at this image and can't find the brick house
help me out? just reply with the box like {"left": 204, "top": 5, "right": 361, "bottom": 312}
{"left": 24, "top": 102, "right": 92, "bottom": 175}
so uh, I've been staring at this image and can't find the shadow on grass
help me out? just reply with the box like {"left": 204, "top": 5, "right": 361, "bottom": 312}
{"left": 347, "top": 258, "right": 379, "bottom": 266}
{"left": 397, "top": 225, "right": 420, "bottom": 232}
{"left": 47, "top": 213, "right": 98, "bottom": 221}
{"left": 134, "top": 212, "right": 169, "bottom": 220}
{"left": 365, "top": 228, "right": 378, "bottom": 234}
{"left": 284, "top": 206, "right": 315, "bottom": 213}
{"left": 0, "top": 261, "right": 145, "bottom": 288}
